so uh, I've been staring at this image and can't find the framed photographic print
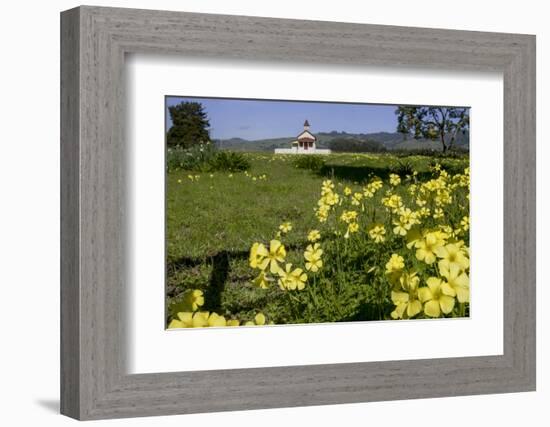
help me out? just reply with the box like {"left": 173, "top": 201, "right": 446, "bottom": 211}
{"left": 61, "top": 5, "right": 536, "bottom": 420}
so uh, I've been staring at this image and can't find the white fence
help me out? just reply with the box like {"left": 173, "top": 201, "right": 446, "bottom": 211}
{"left": 274, "top": 148, "right": 332, "bottom": 155}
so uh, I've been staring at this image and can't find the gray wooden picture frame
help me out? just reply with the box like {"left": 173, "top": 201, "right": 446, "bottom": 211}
{"left": 60, "top": 5, "right": 536, "bottom": 421}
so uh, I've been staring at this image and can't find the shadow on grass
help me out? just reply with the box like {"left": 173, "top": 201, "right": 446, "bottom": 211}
{"left": 203, "top": 250, "right": 230, "bottom": 311}
{"left": 167, "top": 243, "right": 307, "bottom": 307}
{"left": 318, "top": 164, "right": 433, "bottom": 182}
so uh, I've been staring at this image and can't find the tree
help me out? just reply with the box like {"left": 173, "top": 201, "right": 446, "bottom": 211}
{"left": 328, "top": 138, "right": 385, "bottom": 153}
{"left": 167, "top": 101, "right": 211, "bottom": 148}
{"left": 395, "top": 106, "right": 469, "bottom": 152}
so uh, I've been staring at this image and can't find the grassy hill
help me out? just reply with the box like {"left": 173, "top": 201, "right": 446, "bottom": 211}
{"left": 215, "top": 131, "right": 469, "bottom": 152}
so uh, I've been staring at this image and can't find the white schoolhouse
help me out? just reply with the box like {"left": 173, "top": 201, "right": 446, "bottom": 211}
{"left": 274, "top": 120, "right": 331, "bottom": 154}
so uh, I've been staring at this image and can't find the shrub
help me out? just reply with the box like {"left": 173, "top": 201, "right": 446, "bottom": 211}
{"left": 166, "top": 143, "right": 217, "bottom": 172}
{"left": 390, "top": 160, "right": 415, "bottom": 177}
{"left": 293, "top": 155, "right": 326, "bottom": 172}
{"left": 166, "top": 144, "right": 250, "bottom": 173}
{"left": 328, "top": 138, "right": 386, "bottom": 153}
{"left": 392, "top": 147, "right": 469, "bottom": 159}
{"left": 208, "top": 151, "right": 251, "bottom": 172}
{"left": 427, "top": 158, "right": 464, "bottom": 175}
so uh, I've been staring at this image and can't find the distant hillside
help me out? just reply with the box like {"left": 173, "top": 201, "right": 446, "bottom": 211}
{"left": 214, "top": 131, "right": 469, "bottom": 152}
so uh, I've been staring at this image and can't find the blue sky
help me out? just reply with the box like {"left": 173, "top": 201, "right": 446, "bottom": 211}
{"left": 166, "top": 96, "right": 400, "bottom": 140}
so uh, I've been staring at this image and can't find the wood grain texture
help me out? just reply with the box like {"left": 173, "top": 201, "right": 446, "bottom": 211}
{"left": 60, "top": 5, "right": 536, "bottom": 420}
{"left": 60, "top": 7, "right": 80, "bottom": 419}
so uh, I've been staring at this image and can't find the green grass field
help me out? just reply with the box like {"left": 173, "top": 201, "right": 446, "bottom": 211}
{"left": 166, "top": 152, "right": 469, "bottom": 326}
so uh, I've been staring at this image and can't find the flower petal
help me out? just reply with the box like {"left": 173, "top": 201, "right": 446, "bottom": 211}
{"left": 424, "top": 300, "right": 441, "bottom": 317}
{"left": 440, "top": 295, "right": 456, "bottom": 314}
{"left": 407, "top": 300, "right": 422, "bottom": 318}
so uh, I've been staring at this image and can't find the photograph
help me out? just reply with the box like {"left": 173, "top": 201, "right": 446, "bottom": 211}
{"left": 165, "top": 96, "right": 471, "bottom": 329}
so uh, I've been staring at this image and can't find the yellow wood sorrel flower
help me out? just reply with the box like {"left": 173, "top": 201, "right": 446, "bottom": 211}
{"left": 344, "top": 186, "right": 352, "bottom": 196}
{"left": 254, "top": 313, "right": 266, "bottom": 325}
{"left": 340, "top": 210, "right": 358, "bottom": 223}
{"left": 391, "top": 271, "right": 422, "bottom": 319}
{"left": 307, "top": 229, "right": 321, "bottom": 242}
{"left": 249, "top": 240, "right": 286, "bottom": 274}
{"left": 304, "top": 243, "right": 323, "bottom": 272}
{"left": 435, "top": 243, "right": 470, "bottom": 272}
{"left": 249, "top": 242, "right": 268, "bottom": 269}
{"left": 253, "top": 271, "right": 270, "bottom": 289}
{"left": 278, "top": 263, "right": 307, "bottom": 291}
{"left": 419, "top": 277, "right": 456, "bottom": 317}
{"left": 168, "top": 311, "right": 193, "bottom": 329}
{"left": 389, "top": 173, "right": 401, "bottom": 186}
{"left": 385, "top": 254, "right": 405, "bottom": 285}
{"left": 382, "top": 194, "right": 403, "bottom": 211}
{"left": 207, "top": 312, "right": 228, "bottom": 327}
{"left": 168, "top": 311, "right": 227, "bottom": 329}
{"left": 191, "top": 311, "right": 211, "bottom": 327}
{"left": 173, "top": 289, "right": 204, "bottom": 313}
{"left": 279, "top": 221, "right": 292, "bottom": 233}
{"left": 368, "top": 223, "right": 386, "bottom": 243}
{"left": 351, "top": 192, "right": 363, "bottom": 205}
{"left": 265, "top": 240, "right": 287, "bottom": 273}
{"left": 386, "top": 254, "right": 405, "bottom": 274}
{"left": 440, "top": 263, "right": 470, "bottom": 303}
{"left": 415, "top": 232, "right": 445, "bottom": 265}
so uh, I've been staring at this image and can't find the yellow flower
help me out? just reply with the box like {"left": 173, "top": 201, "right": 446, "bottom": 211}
{"left": 385, "top": 254, "right": 405, "bottom": 276}
{"left": 323, "top": 192, "right": 340, "bottom": 206}
{"left": 368, "top": 223, "right": 386, "bottom": 243}
{"left": 460, "top": 216, "right": 470, "bottom": 232}
{"left": 351, "top": 192, "right": 363, "bottom": 205}
{"left": 279, "top": 221, "right": 293, "bottom": 233}
{"left": 171, "top": 289, "right": 205, "bottom": 313}
{"left": 168, "top": 311, "right": 193, "bottom": 329}
{"left": 253, "top": 271, "right": 270, "bottom": 289}
{"left": 419, "top": 278, "right": 456, "bottom": 317}
{"left": 340, "top": 210, "right": 358, "bottom": 223}
{"left": 391, "top": 271, "right": 422, "bottom": 319}
{"left": 344, "top": 186, "right": 352, "bottom": 196}
{"left": 392, "top": 219, "right": 409, "bottom": 236}
{"left": 389, "top": 173, "right": 401, "bottom": 186}
{"left": 254, "top": 313, "right": 266, "bottom": 326}
{"left": 265, "top": 240, "right": 287, "bottom": 273}
{"left": 363, "top": 178, "right": 383, "bottom": 198}
{"left": 440, "top": 263, "right": 470, "bottom": 303}
{"left": 226, "top": 319, "right": 240, "bottom": 327}
{"left": 278, "top": 263, "right": 307, "bottom": 291}
{"left": 433, "top": 207, "right": 444, "bottom": 219}
{"left": 249, "top": 242, "right": 268, "bottom": 269}
{"left": 207, "top": 312, "right": 227, "bottom": 327}
{"left": 190, "top": 311, "right": 210, "bottom": 328}
{"left": 321, "top": 179, "right": 335, "bottom": 194}
{"left": 307, "top": 229, "right": 321, "bottom": 242}
{"left": 382, "top": 194, "right": 403, "bottom": 211}
{"left": 250, "top": 240, "right": 286, "bottom": 273}
{"left": 348, "top": 222, "right": 359, "bottom": 234}
{"left": 435, "top": 243, "right": 470, "bottom": 272}
{"left": 304, "top": 243, "right": 323, "bottom": 272}
{"left": 406, "top": 227, "right": 422, "bottom": 249}
{"left": 415, "top": 232, "right": 445, "bottom": 265}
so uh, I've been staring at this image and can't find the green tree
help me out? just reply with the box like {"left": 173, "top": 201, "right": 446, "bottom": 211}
{"left": 167, "top": 101, "right": 211, "bottom": 148}
{"left": 328, "top": 138, "right": 385, "bottom": 153}
{"left": 395, "top": 106, "right": 469, "bottom": 152}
